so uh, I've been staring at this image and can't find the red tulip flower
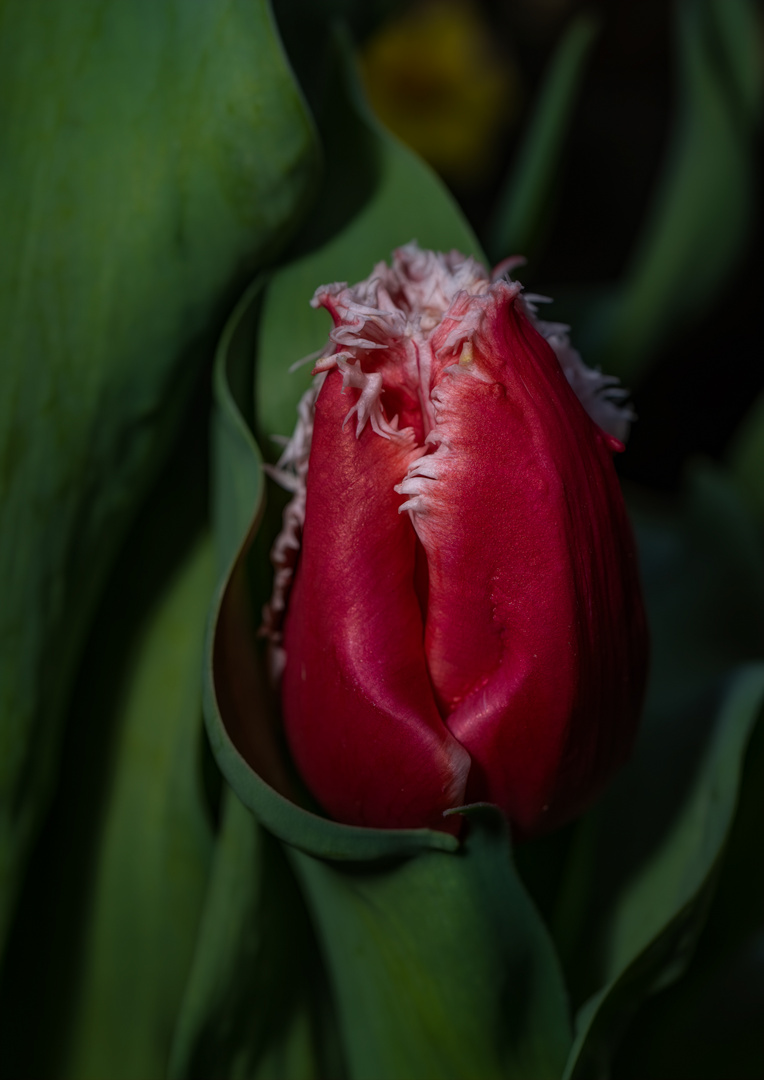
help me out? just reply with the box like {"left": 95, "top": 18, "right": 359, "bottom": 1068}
{"left": 264, "top": 245, "right": 647, "bottom": 837}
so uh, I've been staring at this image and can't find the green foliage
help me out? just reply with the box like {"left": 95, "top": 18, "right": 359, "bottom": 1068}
{"left": 583, "top": 0, "right": 762, "bottom": 381}
{"left": 487, "top": 12, "right": 601, "bottom": 264}
{"left": 292, "top": 809, "right": 570, "bottom": 1080}
{"left": 0, "top": 412, "right": 216, "bottom": 1080}
{"left": 59, "top": 537, "right": 216, "bottom": 1080}
{"left": 555, "top": 466, "right": 764, "bottom": 1077}
{"left": 2, "top": 2, "right": 762, "bottom": 1077}
{"left": 169, "top": 792, "right": 337, "bottom": 1080}
{"left": 562, "top": 665, "right": 764, "bottom": 1080}
{"left": 0, "top": 0, "right": 319, "bottom": 953}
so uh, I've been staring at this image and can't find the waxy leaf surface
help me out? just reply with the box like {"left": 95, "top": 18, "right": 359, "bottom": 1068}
{"left": 0, "top": 0, "right": 318, "bottom": 949}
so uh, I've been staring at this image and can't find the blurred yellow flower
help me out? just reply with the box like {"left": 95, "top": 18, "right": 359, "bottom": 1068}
{"left": 360, "top": 0, "right": 518, "bottom": 185}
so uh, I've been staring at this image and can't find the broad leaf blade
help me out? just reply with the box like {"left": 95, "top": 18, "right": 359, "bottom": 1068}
{"left": 0, "top": 0, "right": 319, "bottom": 950}
{"left": 292, "top": 807, "right": 571, "bottom": 1080}
{"left": 56, "top": 537, "right": 216, "bottom": 1080}
{"left": 563, "top": 665, "right": 764, "bottom": 1080}
{"left": 169, "top": 790, "right": 341, "bottom": 1080}
{"left": 557, "top": 466, "right": 764, "bottom": 1077}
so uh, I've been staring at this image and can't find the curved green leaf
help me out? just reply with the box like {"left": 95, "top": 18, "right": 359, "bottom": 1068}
{"left": 291, "top": 807, "right": 571, "bottom": 1080}
{"left": 0, "top": 0, "right": 319, "bottom": 951}
{"left": 256, "top": 29, "right": 484, "bottom": 446}
{"left": 205, "top": 258, "right": 458, "bottom": 861}
{"left": 486, "top": 12, "right": 600, "bottom": 264}
{"left": 587, "top": 0, "right": 762, "bottom": 381}
{"left": 609, "top": 701, "right": 764, "bottom": 1079}
{"left": 169, "top": 789, "right": 341, "bottom": 1080}
{"left": 555, "top": 465, "right": 764, "bottom": 1077}
{"left": 563, "top": 665, "right": 764, "bottom": 1080}
{"left": 57, "top": 536, "right": 216, "bottom": 1080}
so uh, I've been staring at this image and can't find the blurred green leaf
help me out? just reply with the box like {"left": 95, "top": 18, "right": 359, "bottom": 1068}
{"left": 273, "top": 0, "right": 399, "bottom": 115}
{"left": 606, "top": 461, "right": 764, "bottom": 1078}
{"left": 292, "top": 807, "right": 571, "bottom": 1080}
{"left": 635, "top": 466, "right": 764, "bottom": 719}
{"left": 256, "top": 28, "right": 483, "bottom": 447}
{"left": 586, "top": 0, "right": 762, "bottom": 382}
{"left": 486, "top": 12, "right": 600, "bottom": 264}
{"left": 563, "top": 665, "right": 764, "bottom": 1080}
{"left": 727, "top": 391, "right": 764, "bottom": 527}
{"left": 0, "top": 0, "right": 319, "bottom": 950}
{"left": 0, "top": 378, "right": 211, "bottom": 1079}
{"left": 57, "top": 535, "right": 215, "bottom": 1080}
{"left": 555, "top": 464, "right": 764, "bottom": 1078}
{"left": 169, "top": 789, "right": 341, "bottom": 1080}
{"left": 611, "top": 714, "right": 764, "bottom": 1080}
{"left": 705, "top": 0, "right": 763, "bottom": 125}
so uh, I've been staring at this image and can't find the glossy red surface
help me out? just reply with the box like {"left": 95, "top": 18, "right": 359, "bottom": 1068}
{"left": 278, "top": 249, "right": 648, "bottom": 835}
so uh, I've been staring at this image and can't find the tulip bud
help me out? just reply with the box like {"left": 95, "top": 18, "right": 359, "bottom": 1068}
{"left": 264, "top": 244, "right": 647, "bottom": 837}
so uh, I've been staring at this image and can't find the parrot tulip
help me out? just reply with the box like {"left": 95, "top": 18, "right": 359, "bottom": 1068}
{"left": 264, "top": 244, "right": 647, "bottom": 837}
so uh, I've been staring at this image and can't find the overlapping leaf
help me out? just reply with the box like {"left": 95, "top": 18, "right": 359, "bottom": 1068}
{"left": 583, "top": 0, "right": 762, "bottom": 381}
{"left": 0, "top": 0, "right": 319, "bottom": 952}
{"left": 204, "top": 230, "right": 460, "bottom": 862}
{"left": 57, "top": 537, "right": 216, "bottom": 1080}
{"left": 0, "top": 422, "right": 217, "bottom": 1080}
{"left": 555, "top": 467, "right": 764, "bottom": 1078}
{"left": 291, "top": 808, "right": 570, "bottom": 1080}
{"left": 169, "top": 792, "right": 338, "bottom": 1080}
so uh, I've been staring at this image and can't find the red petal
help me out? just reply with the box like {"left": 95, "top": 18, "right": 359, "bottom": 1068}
{"left": 282, "top": 369, "right": 470, "bottom": 831}
{"left": 404, "top": 289, "right": 647, "bottom": 835}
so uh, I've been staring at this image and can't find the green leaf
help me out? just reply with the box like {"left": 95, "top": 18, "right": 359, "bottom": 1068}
{"left": 169, "top": 789, "right": 341, "bottom": 1080}
{"left": 563, "top": 665, "right": 764, "bottom": 1080}
{"left": 585, "top": 0, "right": 762, "bottom": 382}
{"left": 291, "top": 807, "right": 571, "bottom": 1080}
{"left": 205, "top": 247, "right": 458, "bottom": 862}
{"left": 486, "top": 12, "right": 600, "bottom": 264}
{"left": 272, "top": 0, "right": 399, "bottom": 116}
{"left": 555, "top": 465, "right": 764, "bottom": 1078}
{"left": 609, "top": 713, "right": 764, "bottom": 1079}
{"left": 211, "top": 276, "right": 269, "bottom": 579}
{"left": 0, "top": 0, "right": 319, "bottom": 950}
{"left": 255, "top": 28, "right": 484, "bottom": 447}
{"left": 53, "top": 536, "right": 216, "bottom": 1080}
{"left": 727, "top": 391, "right": 764, "bottom": 528}
{"left": 635, "top": 466, "right": 764, "bottom": 718}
